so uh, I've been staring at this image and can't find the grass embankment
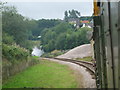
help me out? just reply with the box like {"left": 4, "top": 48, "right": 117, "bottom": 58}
{"left": 3, "top": 60, "right": 78, "bottom": 88}
{"left": 75, "top": 56, "right": 92, "bottom": 62}
{"left": 41, "top": 50, "right": 68, "bottom": 58}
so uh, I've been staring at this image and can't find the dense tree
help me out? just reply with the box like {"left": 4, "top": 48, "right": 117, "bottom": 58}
{"left": 64, "top": 11, "right": 68, "bottom": 22}
{"left": 2, "top": 32, "right": 15, "bottom": 45}
{"left": 2, "top": 5, "right": 40, "bottom": 50}
{"left": 32, "top": 19, "right": 61, "bottom": 36}
{"left": 2, "top": 6, "right": 29, "bottom": 47}
{"left": 41, "top": 22, "right": 92, "bottom": 52}
{"left": 55, "top": 33, "right": 66, "bottom": 50}
{"left": 64, "top": 9, "right": 81, "bottom": 21}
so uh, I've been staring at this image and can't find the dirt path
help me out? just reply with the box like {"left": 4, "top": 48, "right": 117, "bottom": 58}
{"left": 44, "top": 58, "right": 96, "bottom": 88}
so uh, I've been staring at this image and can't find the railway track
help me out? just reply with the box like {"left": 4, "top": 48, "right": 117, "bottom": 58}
{"left": 53, "top": 58, "right": 95, "bottom": 75}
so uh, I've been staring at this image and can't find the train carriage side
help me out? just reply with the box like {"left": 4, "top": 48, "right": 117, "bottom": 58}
{"left": 93, "top": 1, "right": 120, "bottom": 89}
{"left": 118, "top": 1, "right": 120, "bottom": 90}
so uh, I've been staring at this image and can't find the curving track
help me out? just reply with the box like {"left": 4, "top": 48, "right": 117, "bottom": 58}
{"left": 51, "top": 58, "right": 95, "bottom": 75}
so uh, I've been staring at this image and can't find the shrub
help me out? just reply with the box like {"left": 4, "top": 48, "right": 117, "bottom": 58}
{"left": 2, "top": 43, "right": 29, "bottom": 62}
{"left": 2, "top": 32, "right": 15, "bottom": 45}
{"left": 41, "top": 50, "right": 66, "bottom": 58}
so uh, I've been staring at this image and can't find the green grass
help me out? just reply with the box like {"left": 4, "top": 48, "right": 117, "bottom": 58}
{"left": 3, "top": 60, "right": 78, "bottom": 88}
{"left": 75, "top": 56, "right": 92, "bottom": 62}
{"left": 41, "top": 50, "right": 67, "bottom": 58}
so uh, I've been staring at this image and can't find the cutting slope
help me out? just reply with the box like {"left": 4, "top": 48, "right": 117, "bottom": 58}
{"left": 57, "top": 44, "right": 92, "bottom": 59}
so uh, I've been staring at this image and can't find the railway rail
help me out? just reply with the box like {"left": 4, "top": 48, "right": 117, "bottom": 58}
{"left": 43, "top": 57, "right": 95, "bottom": 76}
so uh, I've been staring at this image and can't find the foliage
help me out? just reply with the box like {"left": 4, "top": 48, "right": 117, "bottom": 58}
{"left": 41, "top": 23, "right": 92, "bottom": 52}
{"left": 75, "top": 56, "right": 92, "bottom": 62}
{"left": 41, "top": 50, "right": 67, "bottom": 58}
{"left": 2, "top": 32, "right": 15, "bottom": 45}
{"left": 31, "top": 19, "right": 61, "bottom": 37}
{"left": 68, "top": 9, "right": 80, "bottom": 18}
{"left": 24, "top": 19, "right": 38, "bottom": 40}
{"left": 29, "top": 56, "right": 40, "bottom": 64}
{"left": 2, "top": 6, "right": 28, "bottom": 48}
{"left": 64, "top": 11, "right": 69, "bottom": 22}
{"left": 2, "top": 4, "right": 41, "bottom": 64}
{"left": 2, "top": 44, "right": 29, "bottom": 63}
{"left": 64, "top": 9, "right": 81, "bottom": 21}
{"left": 3, "top": 60, "right": 78, "bottom": 88}
{"left": 0, "top": 1, "right": 6, "bottom": 12}
{"left": 2, "top": 5, "right": 41, "bottom": 52}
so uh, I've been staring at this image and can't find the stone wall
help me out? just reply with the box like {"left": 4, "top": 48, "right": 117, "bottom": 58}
{"left": 2, "top": 59, "right": 38, "bottom": 83}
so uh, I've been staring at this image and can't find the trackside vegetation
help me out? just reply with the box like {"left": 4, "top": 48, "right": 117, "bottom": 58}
{"left": 41, "top": 50, "right": 68, "bottom": 58}
{"left": 75, "top": 56, "right": 92, "bottom": 62}
{"left": 1, "top": 3, "right": 41, "bottom": 83}
{"left": 2, "top": 44, "right": 29, "bottom": 63}
{"left": 3, "top": 60, "right": 78, "bottom": 88}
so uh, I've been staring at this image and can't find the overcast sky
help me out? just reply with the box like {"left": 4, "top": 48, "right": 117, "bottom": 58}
{"left": 7, "top": 2, "right": 93, "bottom": 20}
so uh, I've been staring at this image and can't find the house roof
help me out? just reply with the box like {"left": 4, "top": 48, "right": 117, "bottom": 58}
{"left": 80, "top": 20, "right": 89, "bottom": 23}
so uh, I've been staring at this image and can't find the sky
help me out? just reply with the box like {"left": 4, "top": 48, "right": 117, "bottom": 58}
{"left": 6, "top": 1, "right": 93, "bottom": 20}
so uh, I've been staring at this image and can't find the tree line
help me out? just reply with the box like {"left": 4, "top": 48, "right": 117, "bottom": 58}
{"left": 1, "top": 3, "right": 92, "bottom": 55}
{"left": 2, "top": 4, "right": 60, "bottom": 49}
